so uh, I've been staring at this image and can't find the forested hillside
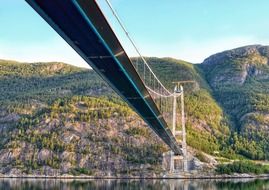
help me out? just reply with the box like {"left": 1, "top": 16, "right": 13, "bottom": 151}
{"left": 0, "top": 45, "right": 269, "bottom": 176}
{"left": 201, "top": 45, "right": 269, "bottom": 160}
{"left": 0, "top": 61, "right": 166, "bottom": 176}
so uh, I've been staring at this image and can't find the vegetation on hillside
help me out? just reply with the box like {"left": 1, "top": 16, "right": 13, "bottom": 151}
{"left": 2, "top": 96, "right": 165, "bottom": 175}
{"left": 216, "top": 161, "right": 269, "bottom": 174}
{"left": 1, "top": 45, "right": 269, "bottom": 175}
{"left": 144, "top": 57, "right": 230, "bottom": 155}
{"left": 0, "top": 61, "right": 114, "bottom": 113}
{"left": 201, "top": 45, "right": 269, "bottom": 160}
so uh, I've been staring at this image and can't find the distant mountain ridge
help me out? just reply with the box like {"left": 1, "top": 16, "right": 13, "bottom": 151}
{"left": 203, "top": 45, "right": 269, "bottom": 66}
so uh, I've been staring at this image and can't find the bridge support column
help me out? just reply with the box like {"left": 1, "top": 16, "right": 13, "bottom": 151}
{"left": 169, "top": 151, "right": 174, "bottom": 173}
{"left": 180, "top": 85, "right": 188, "bottom": 172}
{"left": 164, "top": 84, "right": 188, "bottom": 174}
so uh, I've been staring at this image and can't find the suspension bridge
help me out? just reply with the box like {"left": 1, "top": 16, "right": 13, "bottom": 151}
{"left": 26, "top": 0, "right": 188, "bottom": 172}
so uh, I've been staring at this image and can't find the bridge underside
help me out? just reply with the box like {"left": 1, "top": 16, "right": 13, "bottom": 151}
{"left": 26, "top": 0, "right": 182, "bottom": 155}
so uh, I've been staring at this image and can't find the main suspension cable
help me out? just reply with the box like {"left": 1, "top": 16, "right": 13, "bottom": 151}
{"left": 104, "top": 0, "right": 173, "bottom": 96}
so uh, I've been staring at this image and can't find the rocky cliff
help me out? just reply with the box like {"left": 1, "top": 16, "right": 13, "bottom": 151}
{"left": 201, "top": 45, "right": 269, "bottom": 160}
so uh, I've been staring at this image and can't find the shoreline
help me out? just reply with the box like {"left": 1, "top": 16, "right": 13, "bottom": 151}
{"left": 0, "top": 174, "right": 268, "bottom": 180}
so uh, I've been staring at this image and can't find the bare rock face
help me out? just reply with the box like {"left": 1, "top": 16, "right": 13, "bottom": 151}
{"left": 61, "top": 151, "right": 76, "bottom": 162}
{"left": 6, "top": 168, "right": 24, "bottom": 176}
{"left": 0, "top": 113, "right": 20, "bottom": 123}
{"left": 37, "top": 149, "right": 53, "bottom": 162}
{"left": 202, "top": 45, "right": 269, "bottom": 88}
{"left": 0, "top": 99, "right": 166, "bottom": 177}
{"left": 0, "top": 151, "right": 11, "bottom": 164}
{"left": 203, "top": 45, "right": 269, "bottom": 66}
{"left": 240, "top": 112, "right": 269, "bottom": 135}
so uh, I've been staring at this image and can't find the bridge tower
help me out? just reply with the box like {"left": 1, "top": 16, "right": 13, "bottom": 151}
{"left": 172, "top": 84, "right": 188, "bottom": 172}
{"left": 163, "top": 81, "right": 195, "bottom": 174}
{"left": 170, "top": 83, "right": 187, "bottom": 173}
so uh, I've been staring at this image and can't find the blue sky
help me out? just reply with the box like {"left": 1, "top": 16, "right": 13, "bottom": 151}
{"left": 1, "top": 0, "right": 269, "bottom": 68}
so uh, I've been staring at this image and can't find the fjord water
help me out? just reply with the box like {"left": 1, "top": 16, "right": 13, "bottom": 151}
{"left": 0, "top": 178, "right": 268, "bottom": 190}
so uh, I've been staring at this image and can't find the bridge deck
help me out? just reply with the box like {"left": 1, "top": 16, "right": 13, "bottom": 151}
{"left": 26, "top": 0, "right": 181, "bottom": 155}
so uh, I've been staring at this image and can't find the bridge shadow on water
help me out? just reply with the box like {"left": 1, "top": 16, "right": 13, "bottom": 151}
{"left": 0, "top": 178, "right": 268, "bottom": 190}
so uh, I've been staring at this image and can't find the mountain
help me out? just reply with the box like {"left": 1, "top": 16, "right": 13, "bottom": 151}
{"left": 0, "top": 45, "right": 269, "bottom": 176}
{"left": 201, "top": 45, "right": 269, "bottom": 160}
